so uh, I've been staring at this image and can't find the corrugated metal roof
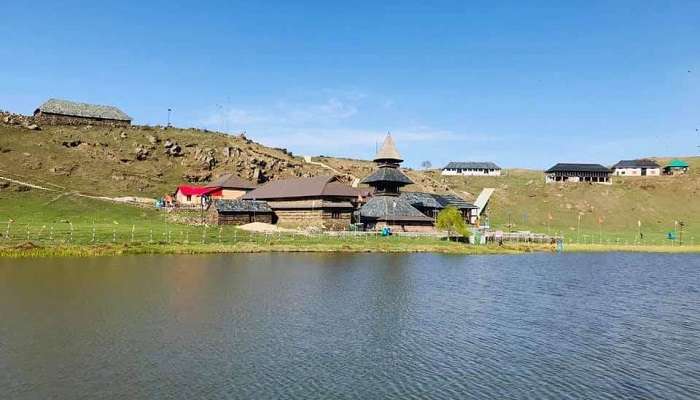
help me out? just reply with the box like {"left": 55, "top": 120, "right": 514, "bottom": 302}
{"left": 213, "top": 199, "right": 272, "bottom": 213}
{"left": 36, "top": 98, "right": 132, "bottom": 121}
{"left": 545, "top": 163, "right": 611, "bottom": 173}
{"left": 612, "top": 159, "right": 660, "bottom": 169}
{"left": 176, "top": 185, "right": 220, "bottom": 196}
{"left": 666, "top": 159, "right": 689, "bottom": 168}
{"left": 443, "top": 161, "right": 501, "bottom": 170}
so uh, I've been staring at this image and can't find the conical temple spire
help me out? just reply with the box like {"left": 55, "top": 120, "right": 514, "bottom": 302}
{"left": 374, "top": 133, "right": 403, "bottom": 163}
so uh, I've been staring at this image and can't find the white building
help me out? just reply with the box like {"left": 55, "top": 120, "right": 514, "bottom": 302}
{"left": 611, "top": 159, "right": 661, "bottom": 177}
{"left": 442, "top": 162, "right": 502, "bottom": 176}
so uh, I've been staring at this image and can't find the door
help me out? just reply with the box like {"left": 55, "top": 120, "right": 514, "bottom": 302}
{"left": 641, "top": 168, "right": 647, "bottom": 176}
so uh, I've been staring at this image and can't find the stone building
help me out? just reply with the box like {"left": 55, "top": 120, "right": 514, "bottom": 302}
{"left": 612, "top": 159, "right": 661, "bottom": 177}
{"left": 242, "top": 175, "right": 361, "bottom": 230}
{"left": 34, "top": 98, "right": 132, "bottom": 127}
{"left": 545, "top": 163, "right": 612, "bottom": 184}
{"left": 441, "top": 161, "right": 502, "bottom": 176}
{"left": 358, "top": 134, "right": 434, "bottom": 232}
{"left": 208, "top": 199, "right": 274, "bottom": 225}
{"left": 400, "top": 192, "right": 479, "bottom": 224}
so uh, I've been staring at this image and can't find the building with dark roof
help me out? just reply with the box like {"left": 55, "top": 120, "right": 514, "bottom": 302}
{"left": 209, "top": 173, "right": 257, "bottom": 199}
{"left": 400, "top": 192, "right": 479, "bottom": 224}
{"left": 34, "top": 99, "right": 132, "bottom": 127}
{"left": 358, "top": 134, "right": 434, "bottom": 232}
{"left": 442, "top": 161, "right": 501, "bottom": 176}
{"left": 242, "top": 175, "right": 363, "bottom": 230}
{"left": 545, "top": 163, "right": 612, "bottom": 184}
{"left": 611, "top": 159, "right": 661, "bottom": 177}
{"left": 208, "top": 199, "right": 274, "bottom": 225}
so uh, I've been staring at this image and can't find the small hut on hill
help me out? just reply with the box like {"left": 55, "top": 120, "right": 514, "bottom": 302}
{"left": 34, "top": 99, "right": 132, "bottom": 127}
{"left": 663, "top": 159, "right": 689, "bottom": 175}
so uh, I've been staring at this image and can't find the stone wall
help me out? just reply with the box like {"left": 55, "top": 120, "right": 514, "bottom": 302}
{"left": 208, "top": 208, "right": 273, "bottom": 225}
{"left": 0, "top": 111, "right": 37, "bottom": 127}
{"left": 274, "top": 209, "right": 352, "bottom": 230}
{"left": 34, "top": 112, "right": 130, "bottom": 127}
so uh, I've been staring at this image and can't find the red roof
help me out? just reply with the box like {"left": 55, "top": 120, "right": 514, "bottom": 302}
{"left": 176, "top": 185, "right": 221, "bottom": 196}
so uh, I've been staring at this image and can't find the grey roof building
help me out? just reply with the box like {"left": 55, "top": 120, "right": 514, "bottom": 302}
{"left": 212, "top": 199, "right": 272, "bottom": 213}
{"left": 611, "top": 159, "right": 660, "bottom": 169}
{"left": 359, "top": 134, "right": 434, "bottom": 230}
{"left": 442, "top": 161, "right": 502, "bottom": 176}
{"left": 545, "top": 163, "right": 612, "bottom": 183}
{"left": 444, "top": 162, "right": 501, "bottom": 170}
{"left": 34, "top": 98, "right": 132, "bottom": 125}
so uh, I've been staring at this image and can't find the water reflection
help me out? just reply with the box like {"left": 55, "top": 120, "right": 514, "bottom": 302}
{"left": 1, "top": 253, "right": 699, "bottom": 399}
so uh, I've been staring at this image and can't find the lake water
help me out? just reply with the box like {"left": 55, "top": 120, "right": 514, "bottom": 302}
{"left": 1, "top": 253, "right": 699, "bottom": 399}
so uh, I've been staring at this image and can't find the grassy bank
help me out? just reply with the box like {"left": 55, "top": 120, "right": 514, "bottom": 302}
{"left": 0, "top": 240, "right": 552, "bottom": 258}
{"left": 564, "top": 243, "right": 700, "bottom": 253}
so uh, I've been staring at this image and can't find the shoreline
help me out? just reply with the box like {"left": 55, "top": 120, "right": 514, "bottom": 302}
{"left": 1, "top": 241, "right": 699, "bottom": 258}
{"left": 1, "top": 241, "right": 550, "bottom": 258}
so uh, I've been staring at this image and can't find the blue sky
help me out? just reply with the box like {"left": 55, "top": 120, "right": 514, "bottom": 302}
{"left": 1, "top": 1, "right": 698, "bottom": 168}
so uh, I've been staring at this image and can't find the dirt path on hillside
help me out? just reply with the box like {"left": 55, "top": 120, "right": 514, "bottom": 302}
{"left": 0, "top": 174, "right": 153, "bottom": 205}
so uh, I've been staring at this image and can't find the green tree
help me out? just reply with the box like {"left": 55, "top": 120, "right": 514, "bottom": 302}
{"left": 435, "top": 206, "right": 467, "bottom": 240}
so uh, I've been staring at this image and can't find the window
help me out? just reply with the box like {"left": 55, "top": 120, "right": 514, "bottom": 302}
{"left": 186, "top": 195, "right": 192, "bottom": 201}
{"left": 331, "top": 211, "right": 342, "bottom": 219}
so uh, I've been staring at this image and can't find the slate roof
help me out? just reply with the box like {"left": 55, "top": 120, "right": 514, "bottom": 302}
{"left": 210, "top": 173, "right": 257, "bottom": 190}
{"left": 212, "top": 199, "right": 272, "bottom": 213}
{"left": 360, "top": 167, "right": 413, "bottom": 185}
{"left": 443, "top": 161, "right": 501, "bottom": 170}
{"left": 400, "top": 192, "right": 443, "bottom": 209}
{"left": 359, "top": 196, "right": 433, "bottom": 222}
{"left": 400, "top": 192, "right": 478, "bottom": 210}
{"left": 434, "top": 193, "right": 478, "bottom": 210}
{"left": 36, "top": 98, "right": 132, "bottom": 121}
{"left": 545, "top": 163, "right": 611, "bottom": 173}
{"left": 612, "top": 159, "right": 660, "bottom": 169}
{"left": 374, "top": 134, "right": 403, "bottom": 162}
{"left": 242, "top": 175, "right": 358, "bottom": 200}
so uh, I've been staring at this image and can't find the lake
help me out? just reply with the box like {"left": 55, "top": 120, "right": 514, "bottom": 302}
{"left": 1, "top": 253, "right": 699, "bottom": 399}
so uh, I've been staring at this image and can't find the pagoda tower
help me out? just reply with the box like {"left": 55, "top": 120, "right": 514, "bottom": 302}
{"left": 358, "top": 134, "right": 433, "bottom": 231}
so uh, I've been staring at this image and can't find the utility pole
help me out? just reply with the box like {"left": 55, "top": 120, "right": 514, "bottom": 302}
{"left": 167, "top": 108, "right": 172, "bottom": 128}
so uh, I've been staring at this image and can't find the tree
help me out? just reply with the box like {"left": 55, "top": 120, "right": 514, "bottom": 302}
{"left": 435, "top": 206, "right": 467, "bottom": 240}
{"left": 421, "top": 160, "right": 432, "bottom": 170}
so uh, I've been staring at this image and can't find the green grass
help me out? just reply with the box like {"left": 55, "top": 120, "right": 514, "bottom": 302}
{"left": 426, "top": 158, "right": 700, "bottom": 245}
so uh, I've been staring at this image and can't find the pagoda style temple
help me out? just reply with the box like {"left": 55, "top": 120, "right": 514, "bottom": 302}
{"left": 359, "top": 134, "right": 434, "bottom": 232}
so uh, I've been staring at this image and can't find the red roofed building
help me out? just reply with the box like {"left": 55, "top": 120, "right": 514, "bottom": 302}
{"left": 174, "top": 185, "right": 222, "bottom": 207}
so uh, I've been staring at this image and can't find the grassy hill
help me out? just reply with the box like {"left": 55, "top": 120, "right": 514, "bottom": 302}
{"left": 1, "top": 121, "right": 699, "bottom": 245}
{"left": 426, "top": 158, "right": 700, "bottom": 244}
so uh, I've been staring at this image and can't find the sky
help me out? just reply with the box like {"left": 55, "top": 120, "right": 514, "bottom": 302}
{"left": 1, "top": 1, "right": 698, "bottom": 169}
